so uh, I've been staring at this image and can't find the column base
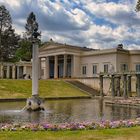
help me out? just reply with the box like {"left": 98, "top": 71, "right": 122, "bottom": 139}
{"left": 25, "top": 95, "right": 45, "bottom": 111}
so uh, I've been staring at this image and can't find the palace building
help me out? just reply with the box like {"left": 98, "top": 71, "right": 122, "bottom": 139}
{"left": 39, "top": 42, "right": 140, "bottom": 79}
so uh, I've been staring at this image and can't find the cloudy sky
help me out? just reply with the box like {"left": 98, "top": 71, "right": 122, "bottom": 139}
{"left": 0, "top": 0, "right": 140, "bottom": 49}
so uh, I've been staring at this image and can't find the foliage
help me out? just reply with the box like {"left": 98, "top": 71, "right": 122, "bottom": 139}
{"left": 15, "top": 39, "right": 32, "bottom": 61}
{"left": 25, "top": 12, "right": 40, "bottom": 40}
{"left": 136, "top": 0, "right": 140, "bottom": 11}
{"left": 0, "top": 5, "right": 20, "bottom": 62}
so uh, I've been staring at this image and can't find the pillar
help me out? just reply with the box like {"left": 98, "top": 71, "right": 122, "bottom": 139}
{"left": 23, "top": 66, "right": 27, "bottom": 74}
{"left": 17, "top": 66, "right": 20, "bottom": 79}
{"left": 127, "top": 75, "right": 132, "bottom": 97}
{"left": 63, "top": 54, "right": 67, "bottom": 78}
{"left": 12, "top": 65, "right": 16, "bottom": 79}
{"left": 44, "top": 56, "right": 49, "bottom": 79}
{"left": 38, "top": 58, "right": 41, "bottom": 79}
{"left": 136, "top": 74, "right": 140, "bottom": 97}
{"left": 6, "top": 65, "right": 10, "bottom": 79}
{"left": 32, "top": 42, "right": 39, "bottom": 96}
{"left": 99, "top": 74, "right": 104, "bottom": 97}
{"left": 0, "top": 64, "right": 4, "bottom": 78}
{"left": 111, "top": 74, "right": 115, "bottom": 97}
{"left": 54, "top": 55, "right": 58, "bottom": 78}
{"left": 123, "top": 74, "right": 128, "bottom": 99}
{"left": 115, "top": 75, "right": 121, "bottom": 97}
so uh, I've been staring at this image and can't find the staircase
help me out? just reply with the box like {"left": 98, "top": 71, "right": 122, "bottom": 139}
{"left": 65, "top": 80, "right": 100, "bottom": 97}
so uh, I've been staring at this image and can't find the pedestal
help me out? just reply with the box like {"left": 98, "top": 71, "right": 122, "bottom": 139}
{"left": 26, "top": 95, "right": 45, "bottom": 111}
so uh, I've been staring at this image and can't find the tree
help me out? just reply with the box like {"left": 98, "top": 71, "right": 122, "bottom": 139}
{"left": 0, "top": 5, "right": 20, "bottom": 62}
{"left": 15, "top": 38, "right": 32, "bottom": 61}
{"left": 25, "top": 12, "right": 40, "bottom": 40}
{"left": 136, "top": 0, "right": 140, "bottom": 11}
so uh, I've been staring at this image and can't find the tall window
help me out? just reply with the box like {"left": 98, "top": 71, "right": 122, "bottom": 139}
{"left": 136, "top": 64, "right": 140, "bottom": 72}
{"left": 82, "top": 66, "right": 86, "bottom": 75}
{"left": 121, "top": 64, "right": 128, "bottom": 72}
{"left": 93, "top": 65, "right": 97, "bottom": 74}
{"left": 104, "top": 64, "right": 108, "bottom": 73}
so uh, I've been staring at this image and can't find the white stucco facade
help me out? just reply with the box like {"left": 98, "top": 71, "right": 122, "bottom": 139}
{"left": 39, "top": 42, "right": 140, "bottom": 79}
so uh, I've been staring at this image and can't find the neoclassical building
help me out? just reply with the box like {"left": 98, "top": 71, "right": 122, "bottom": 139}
{"left": 39, "top": 42, "right": 140, "bottom": 79}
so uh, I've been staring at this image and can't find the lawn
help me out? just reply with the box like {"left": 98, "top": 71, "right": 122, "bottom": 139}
{"left": 0, "top": 79, "right": 89, "bottom": 99}
{"left": 0, "top": 126, "right": 140, "bottom": 140}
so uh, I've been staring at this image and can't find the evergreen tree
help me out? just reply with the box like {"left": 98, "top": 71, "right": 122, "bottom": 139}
{"left": 136, "top": 0, "right": 140, "bottom": 11}
{"left": 0, "top": 5, "right": 20, "bottom": 62}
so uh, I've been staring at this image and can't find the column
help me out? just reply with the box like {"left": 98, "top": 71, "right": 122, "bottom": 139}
{"left": 17, "top": 66, "right": 20, "bottom": 79}
{"left": 44, "top": 57, "right": 49, "bottom": 79}
{"left": 123, "top": 74, "right": 128, "bottom": 99}
{"left": 12, "top": 65, "right": 16, "bottom": 79}
{"left": 63, "top": 54, "right": 67, "bottom": 78}
{"left": 54, "top": 55, "right": 58, "bottom": 78}
{"left": 23, "top": 66, "right": 27, "bottom": 74}
{"left": 0, "top": 64, "right": 4, "bottom": 79}
{"left": 136, "top": 74, "right": 140, "bottom": 97}
{"left": 127, "top": 75, "right": 132, "bottom": 97}
{"left": 111, "top": 74, "right": 115, "bottom": 97}
{"left": 6, "top": 65, "right": 10, "bottom": 79}
{"left": 38, "top": 58, "right": 41, "bottom": 79}
{"left": 99, "top": 74, "right": 104, "bottom": 97}
{"left": 115, "top": 75, "right": 121, "bottom": 97}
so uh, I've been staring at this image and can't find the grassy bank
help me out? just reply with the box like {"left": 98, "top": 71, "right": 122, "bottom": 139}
{"left": 0, "top": 126, "right": 140, "bottom": 140}
{"left": 0, "top": 80, "right": 89, "bottom": 99}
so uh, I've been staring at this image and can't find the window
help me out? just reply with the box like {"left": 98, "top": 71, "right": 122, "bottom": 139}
{"left": 82, "top": 66, "right": 86, "bottom": 75}
{"left": 136, "top": 64, "right": 140, "bottom": 72}
{"left": 121, "top": 64, "right": 128, "bottom": 72}
{"left": 93, "top": 65, "right": 97, "bottom": 74}
{"left": 104, "top": 64, "right": 108, "bottom": 73}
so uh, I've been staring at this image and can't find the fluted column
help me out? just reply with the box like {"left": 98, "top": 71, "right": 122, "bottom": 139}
{"left": 54, "top": 55, "right": 58, "bottom": 78}
{"left": 44, "top": 57, "right": 49, "bottom": 79}
{"left": 12, "top": 65, "right": 16, "bottom": 79}
{"left": 17, "top": 66, "right": 20, "bottom": 79}
{"left": 63, "top": 54, "right": 67, "bottom": 78}
{"left": 23, "top": 66, "right": 27, "bottom": 74}
{"left": 115, "top": 75, "right": 121, "bottom": 97}
{"left": 6, "top": 65, "right": 10, "bottom": 79}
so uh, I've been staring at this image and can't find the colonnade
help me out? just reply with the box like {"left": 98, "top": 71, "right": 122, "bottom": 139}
{"left": 100, "top": 73, "right": 140, "bottom": 98}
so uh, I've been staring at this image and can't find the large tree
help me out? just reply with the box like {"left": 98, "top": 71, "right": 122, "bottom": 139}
{"left": 0, "top": 5, "right": 19, "bottom": 62}
{"left": 136, "top": 0, "right": 140, "bottom": 11}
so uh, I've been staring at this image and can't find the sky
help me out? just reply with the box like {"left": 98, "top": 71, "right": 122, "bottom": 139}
{"left": 0, "top": 0, "right": 140, "bottom": 50}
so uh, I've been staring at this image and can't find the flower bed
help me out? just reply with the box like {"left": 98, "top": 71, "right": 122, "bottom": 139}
{"left": 0, "top": 118, "right": 140, "bottom": 131}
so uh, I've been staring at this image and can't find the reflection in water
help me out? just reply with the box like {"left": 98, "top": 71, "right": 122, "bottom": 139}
{"left": 0, "top": 99, "right": 140, "bottom": 123}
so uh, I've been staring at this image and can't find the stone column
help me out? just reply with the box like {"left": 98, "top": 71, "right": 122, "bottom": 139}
{"left": 123, "top": 74, "right": 128, "bottom": 99}
{"left": 0, "top": 64, "right": 4, "bottom": 79}
{"left": 111, "top": 74, "right": 115, "bottom": 97}
{"left": 23, "top": 66, "right": 27, "bottom": 74}
{"left": 136, "top": 74, "right": 140, "bottom": 97}
{"left": 6, "top": 65, "right": 10, "bottom": 79}
{"left": 99, "top": 74, "right": 104, "bottom": 97}
{"left": 127, "top": 75, "right": 132, "bottom": 97}
{"left": 63, "top": 54, "right": 67, "bottom": 78}
{"left": 54, "top": 55, "right": 58, "bottom": 78}
{"left": 32, "top": 42, "right": 39, "bottom": 96}
{"left": 44, "top": 56, "right": 49, "bottom": 79}
{"left": 17, "top": 66, "right": 20, "bottom": 79}
{"left": 12, "top": 65, "right": 16, "bottom": 79}
{"left": 38, "top": 58, "right": 41, "bottom": 79}
{"left": 115, "top": 75, "right": 121, "bottom": 97}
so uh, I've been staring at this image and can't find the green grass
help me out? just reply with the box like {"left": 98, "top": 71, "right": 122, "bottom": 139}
{"left": 0, "top": 126, "right": 140, "bottom": 140}
{"left": 0, "top": 79, "right": 89, "bottom": 98}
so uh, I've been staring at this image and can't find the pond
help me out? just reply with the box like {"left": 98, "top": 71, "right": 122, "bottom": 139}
{"left": 0, "top": 99, "right": 140, "bottom": 124}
